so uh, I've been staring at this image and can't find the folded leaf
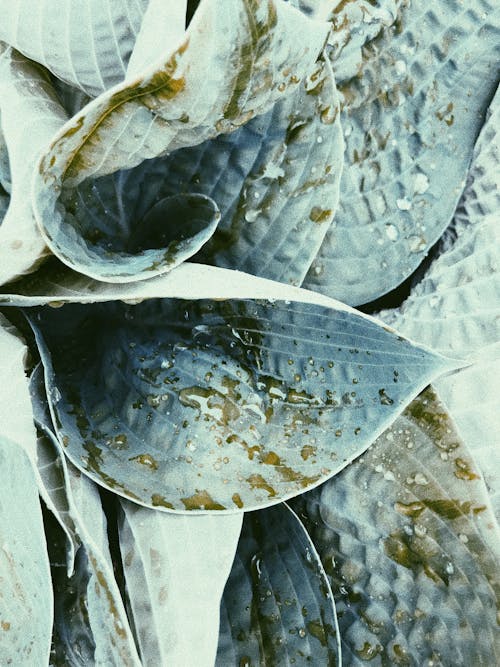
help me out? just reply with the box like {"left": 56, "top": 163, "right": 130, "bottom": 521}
{"left": 119, "top": 502, "right": 242, "bottom": 666}
{"left": 33, "top": 0, "right": 329, "bottom": 283}
{"left": 0, "top": 0, "right": 147, "bottom": 96}
{"left": 217, "top": 503, "right": 341, "bottom": 665}
{"left": 0, "top": 436, "right": 53, "bottom": 666}
{"left": 292, "top": 388, "right": 500, "bottom": 665}
{"left": 26, "top": 273, "right": 458, "bottom": 512}
{"left": 0, "top": 46, "right": 68, "bottom": 284}
{"left": 304, "top": 0, "right": 500, "bottom": 304}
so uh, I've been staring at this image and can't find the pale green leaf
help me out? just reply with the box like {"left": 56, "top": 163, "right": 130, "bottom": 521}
{"left": 0, "top": 436, "right": 53, "bottom": 666}
{"left": 378, "top": 88, "right": 500, "bottom": 517}
{"left": 0, "top": 46, "right": 68, "bottom": 284}
{"left": 119, "top": 502, "right": 242, "bottom": 666}
{"left": 0, "top": 0, "right": 148, "bottom": 96}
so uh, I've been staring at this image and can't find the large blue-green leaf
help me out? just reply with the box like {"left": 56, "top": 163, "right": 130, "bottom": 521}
{"left": 304, "top": 0, "right": 500, "bottom": 304}
{"left": 0, "top": 46, "right": 68, "bottom": 284}
{"left": 26, "top": 275, "right": 458, "bottom": 512}
{"left": 292, "top": 388, "right": 500, "bottom": 665}
{"left": 0, "top": 0, "right": 148, "bottom": 96}
{"left": 217, "top": 503, "right": 341, "bottom": 665}
{"left": 119, "top": 502, "right": 242, "bottom": 666}
{"left": 32, "top": 0, "right": 329, "bottom": 283}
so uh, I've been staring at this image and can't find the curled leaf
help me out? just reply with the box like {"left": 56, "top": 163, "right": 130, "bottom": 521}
{"left": 167, "top": 56, "right": 344, "bottom": 285}
{"left": 33, "top": 0, "right": 329, "bottom": 283}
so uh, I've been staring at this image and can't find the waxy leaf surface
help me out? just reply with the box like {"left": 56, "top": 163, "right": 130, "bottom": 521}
{"left": 28, "top": 288, "right": 456, "bottom": 512}
{"left": 217, "top": 503, "right": 341, "bottom": 665}
{"left": 292, "top": 388, "right": 500, "bottom": 665}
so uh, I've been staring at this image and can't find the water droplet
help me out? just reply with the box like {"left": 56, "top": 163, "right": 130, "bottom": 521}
{"left": 414, "top": 173, "right": 430, "bottom": 194}
{"left": 396, "top": 197, "right": 412, "bottom": 210}
{"left": 385, "top": 224, "right": 399, "bottom": 241}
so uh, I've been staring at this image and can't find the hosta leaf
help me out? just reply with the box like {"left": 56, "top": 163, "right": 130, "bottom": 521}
{"left": 119, "top": 502, "right": 242, "bottom": 666}
{"left": 0, "top": 436, "right": 53, "bottom": 666}
{"left": 217, "top": 503, "right": 341, "bottom": 665}
{"left": 26, "top": 272, "right": 458, "bottom": 512}
{"left": 378, "top": 88, "right": 500, "bottom": 516}
{"left": 0, "top": 0, "right": 147, "bottom": 96}
{"left": 181, "top": 56, "right": 343, "bottom": 285}
{"left": 303, "top": 0, "right": 500, "bottom": 304}
{"left": 29, "top": 364, "right": 141, "bottom": 666}
{"left": 292, "top": 388, "right": 500, "bottom": 665}
{"left": 33, "top": 0, "right": 329, "bottom": 283}
{"left": 0, "top": 317, "right": 52, "bottom": 664}
{"left": 0, "top": 46, "right": 68, "bottom": 284}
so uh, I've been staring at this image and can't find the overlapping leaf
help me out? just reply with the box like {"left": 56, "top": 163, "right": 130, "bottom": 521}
{"left": 25, "top": 269, "right": 459, "bottom": 512}
{"left": 32, "top": 0, "right": 329, "bottom": 283}
{"left": 29, "top": 365, "right": 141, "bottom": 666}
{"left": 217, "top": 503, "right": 341, "bottom": 665}
{"left": 0, "top": 46, "right": 68, "bottom": 284}
{"left": 304, "top": 0, "right": 500, "bottom": 304}
{"left": 379, "top": 88, "right": 500, "bottom": 516}
{"left": 119, "top": 502, "right": 242, "bottom": 666}
{"left": 292, "top": 388, "right": 500, "bottom": 665}
{"left": 0, "top": 0, "right": 148, "bottom": 96}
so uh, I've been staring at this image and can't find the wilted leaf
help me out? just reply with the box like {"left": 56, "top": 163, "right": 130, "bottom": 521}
{"left": 0, "top": 436, "right": 53, "bottom": 666}
{"left": 304, "top": 0, "right": 500, "bottom": 304}
{"left": 0, "top": 0, "right": 147, "bottom": 96}
{"left": 32, "top": 0, "right": 329, "bottom": 283}
{"left": 217, "top": 503, "right": 341, "bottom": 665}
{"left": 293, "top": 388, "right": 500, "bottom": 665}
{"left": 26, "top": 276, "right": 458, "bottom": 512}
{"left": 119, "top": 502, "right": 242, "bottom": 666}
{"left": 0, "top": 46, "right": 68, "bottom": 284}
